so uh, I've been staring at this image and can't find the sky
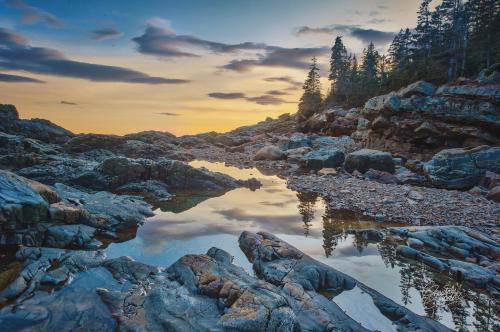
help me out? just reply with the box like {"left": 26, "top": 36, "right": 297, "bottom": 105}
{"left": 0, "top": 0, "right": 423, "bottom": 135}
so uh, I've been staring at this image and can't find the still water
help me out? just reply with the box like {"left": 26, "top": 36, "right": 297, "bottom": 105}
{"left": 106, "top": 160, "right": 498, "bottom": 331}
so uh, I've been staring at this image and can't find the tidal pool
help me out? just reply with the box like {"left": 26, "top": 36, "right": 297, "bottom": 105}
{"left": 106, "top": 160, "right": 498, "bottom": 331}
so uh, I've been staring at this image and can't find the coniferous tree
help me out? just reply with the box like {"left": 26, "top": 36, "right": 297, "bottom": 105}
{"left": 329, "top": 36, "right": 350, "bottom": 102}
{"left": 297, "top": 57, "right": 322, "bottom": 123}
{"left": 360, "top": 42, "right": 380, "bottom": 98}
{"left": 415, "top": 0, "right": 434, "bottom": 58}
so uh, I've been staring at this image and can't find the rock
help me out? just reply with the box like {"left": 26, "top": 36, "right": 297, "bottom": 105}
{"left": 239, "top": 231, "right": 450, "bottom": 332}
{"left": 352, "top": 80, "right": 500, "bottom": 160}
{"left": 395, "top": 167, "right": 426, "bottom": 186}
{"left": 300, "top": 148, "right": 345, "bottom": 170}
{"left": 424, "top": 146, "right": 500, "bottom": 189}
{"left": 253, "top": 145, "right": 284, "bottom": 161}
{"left": 64, "top": 134, "right": 126, "bottom": 153}
{"left": 0, "top": 170, "right": 50, "bottom": 227}
{"left": 487, "top": 186, "right": 500, "bottom": 202}
{"left": 116, "top": 180, "right": 172, "bottom": 202}
{"left": 397, "top": 80, "right": 437, "bottom": 98}
{"left": 344, "top": 149, "right": 395, "bottom": 174}
{"left": 0, "top": 104, "right": 74, "bottom": 144}
{"left": 408, "top": 238, "right": 424, "bottom": 249}
{"left": 364, "top": 168, "right": 398, "bottom": 184}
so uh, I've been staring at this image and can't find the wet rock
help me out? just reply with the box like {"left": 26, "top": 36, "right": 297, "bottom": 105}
{"left": 300, "top": 148, "right": 345, "bottom": 170}
{"left": 53, "top": 183, "right": 153, "bottom": 231}
{"left": 239, "top": 231, "right": 450, "bottom": 332}
{"left": 344, "top": 149, "right": 395, "bottom": 174}
{"left": 116, "top": 180, "right": 172, "bottom": 202}
{"left": 253, "top": 145, "right": 285, "bottom": 161}
{"left": 424, "top": 146, "right": 500, "bottom": 189}
{"left": 408, "top": 238, "right": 424, "bottom": 249}
{"left": 0, "top": 170, "right": 50, "bottom": 227}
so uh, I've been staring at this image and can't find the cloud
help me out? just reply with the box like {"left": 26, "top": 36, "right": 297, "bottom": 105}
{"left": 220, "top": 47, "right": 328, "bottom": 72}
{"left": 0, "top": 72, "right": 44, "bottom": 83}
{"left": 133, "top": 21, "right": 327, "bottom": 72}
{"left": 369, "top": 10, "right": 381, "bottom": 16}
{"left": 133, "top": 24, "right": 268, "bottom": 58}
{"left": 91, "top": 27, "right": 123, "bottom": 41}
{"left": 367, "top": 18, "right": 391, "bottom": 24}
{"left": 294, "top": 24, "right": 395, "bottom": 45}
{"left": 208, "top": 92, "right": 246, "bottom": 99}
{"left": 246, "top": 95, "right": 290, "bottom": 105}
{"left": 266, "top": 90, "right": 289, "bottom": 96}
{"left": 157, "top": 112, "right": 179, "bottom": 116}
{"left": 6, "top": 0, "right": 66, "bottom": 28}
{"left": 208, "top": 91, "right": 291, "bottom": 105}
{"left": 0, "top": 28, "right": 189, "bottom": 85}
{"left": 60, "top": 100, "right": 77, "bottom": 105}
{"left": 264, "top": 76, "right": 302, "bottom": 90}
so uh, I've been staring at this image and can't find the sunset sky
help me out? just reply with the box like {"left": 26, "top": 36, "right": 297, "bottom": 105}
{"left": 0, "top": 0, "right": 422, "bottom": 135}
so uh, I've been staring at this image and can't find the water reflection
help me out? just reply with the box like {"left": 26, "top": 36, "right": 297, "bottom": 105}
{"left": 105, "top": 160, "right": 498, "bottom": 331}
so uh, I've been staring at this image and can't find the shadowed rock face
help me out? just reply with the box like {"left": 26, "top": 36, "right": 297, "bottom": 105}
{"left": 239, "top": 231, "right": 452, "bottom": 332}
{"left": 423, "top": 145, "right": 500, "bottom": 189}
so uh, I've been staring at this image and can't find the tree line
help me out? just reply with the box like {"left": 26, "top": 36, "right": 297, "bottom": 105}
{"left": 298, "top": 0, "right": 499, "bottom": 120}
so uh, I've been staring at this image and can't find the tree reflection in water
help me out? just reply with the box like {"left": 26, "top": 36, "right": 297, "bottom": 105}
{"left": 296, "top": 191, "right": 318, "bottom": 237}
{"left": 317, "top": 200, "right": 499, "bottom": 331}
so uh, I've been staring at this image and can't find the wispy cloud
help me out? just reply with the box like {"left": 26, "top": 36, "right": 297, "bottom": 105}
{"left": 91, "top": 27, "right": 123, "bottom": 41}
{"left": 6, "top": 0, "right": 66, "bottom": 28}
{"left": 265, "top": 90, "right": 289, "bottom": 96}
{"left": 264, "top": 76, "right": 302, "bottom": 90}
{"left": 157, "top": 112, "right": 180, "bottom": 116}
{"left": 294, "top": 24, "right": 395, "bottom": 45}
{"left": 0, "top": 72, "right": 44, "bottom": 83}
{"left": 0, "top": 28, "right": 190, "bottom": 85}
{"left": 207, "top": 92, "right": 246, "bottom": 99}
{"left": 208, "top": 91, "right": 292, "bottom": 105}
{"left": 60, "top": 100, "right": 78, "bottom": 105}
{"left": 219, "top": 47, "right": 328, "bottom": 72}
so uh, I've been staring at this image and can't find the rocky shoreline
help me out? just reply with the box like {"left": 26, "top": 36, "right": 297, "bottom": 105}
{"left": 0, "top": 74, "right": 499, "bottom": 330}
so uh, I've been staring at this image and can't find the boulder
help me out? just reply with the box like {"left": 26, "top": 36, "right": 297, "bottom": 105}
{"left": 344, "top": 149, "right": 395, "bottom": 174}
{"left": 423, "top": 146, "right": 500, "bottom": 189}
{"left": 397, "top": 80, "right": 436, "bottom": 98}
{"left": 253, "top": 145, "right": 284, "bottom": 161}
{"left": 300, "top": 148, "right": 345, "bottom": 170}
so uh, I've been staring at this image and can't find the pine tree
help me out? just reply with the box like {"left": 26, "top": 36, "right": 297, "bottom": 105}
{"left": 329, "top": 36, "right": 350, "bottom": 102}
{"left": 415, "top": 0, "right": 434, "bottom": 57}
{"left": 298, "top": 57, "right": 322, "bottom": 123}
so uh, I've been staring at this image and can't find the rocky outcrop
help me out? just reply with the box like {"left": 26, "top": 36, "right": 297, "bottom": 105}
{"left": 0, "top": 104, "right": 73, "bottom": 144}
{"left": 3, "top": 229, "right": 473, "bottom": 331}
{"left": 344, "top": 149, "right": 395, "bottom": 174}
{"left": 351, "top": 79, "right": 500, "bottom": 159}
{"left": 239, "top": 231, "right": 451, "bottom": 331}
{"left": 423, "top": 145, "right": 500, "bottom": 189}
{"left": 0, "top": 169, "right": 153, "bottom": 248}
